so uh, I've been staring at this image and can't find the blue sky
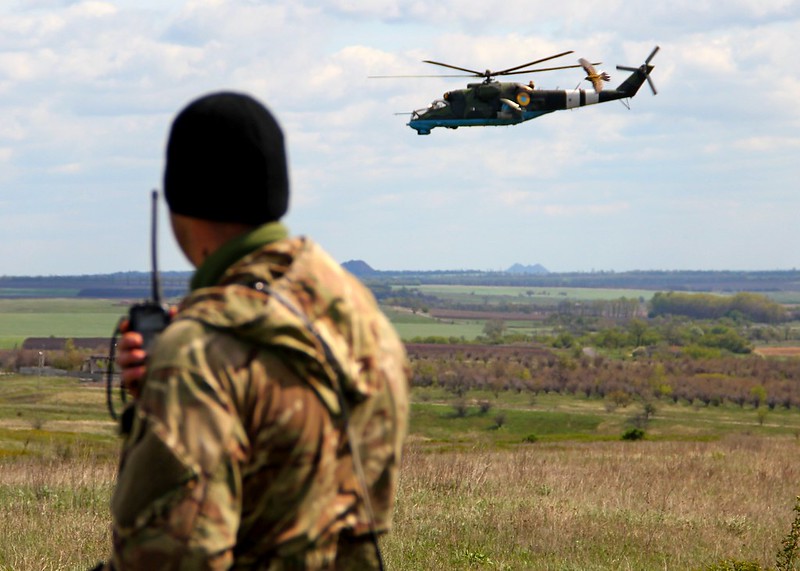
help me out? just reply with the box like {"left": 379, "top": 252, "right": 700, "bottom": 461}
{"left": 1, "top": 0, "right": 798, "bottom": 275}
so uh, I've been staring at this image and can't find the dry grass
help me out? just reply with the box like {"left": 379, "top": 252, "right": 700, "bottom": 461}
{"left": 384, "top": 435, "right": 800, "bottom": 570}
{"left": 0, "top": 448, "right": 116, "bottom": 570}
{"left": 4, "top": 410, "right": 800, "bottom": 569}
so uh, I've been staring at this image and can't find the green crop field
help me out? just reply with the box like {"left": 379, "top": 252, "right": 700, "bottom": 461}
{"left": 0, "top": 299, "right": 131, "bottom": 348}
{"left": 0, "top": 297, "right": 497, "bottom": 346}
{"left": 765, "top": 291, "right": 800, "bottom": 305}
{"left": 411, "top": 284, "right": 656, "bottom": 304}
{"left": 381, "top": 304, "right": 551, "bottom": 341}
{"left": 0, "top": 297, "right": 505, "bottom": 347}
{"left": 391, "top": 321, "right": 487, "bottom": 341}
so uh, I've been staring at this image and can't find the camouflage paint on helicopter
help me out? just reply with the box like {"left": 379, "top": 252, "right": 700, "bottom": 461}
{"left": 401, "top": 47, "right": 659, "bottom": 135}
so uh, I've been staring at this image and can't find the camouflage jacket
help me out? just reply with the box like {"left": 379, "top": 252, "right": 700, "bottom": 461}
{"left": 109, "top": 234, "right": 409, "bottom": 570}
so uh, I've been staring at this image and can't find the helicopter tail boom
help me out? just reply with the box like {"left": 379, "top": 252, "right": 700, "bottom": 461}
{"left": 615, "top": 46, "right": 659, "bottom": 97}
{"left": 615, "top": 64, "right": 655, "bottom": 97}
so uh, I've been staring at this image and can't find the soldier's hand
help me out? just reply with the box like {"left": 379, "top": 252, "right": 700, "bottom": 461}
{"left": 116, "top": 319, "right": 147, "bottom": 400}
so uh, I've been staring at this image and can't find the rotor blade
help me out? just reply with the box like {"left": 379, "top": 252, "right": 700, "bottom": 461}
{"left": 422, "top": 60, "right": 484, "bottom": 76}
{"left": 616, "top": 65, "right": 639, "bottom": 72}
{"left": 494, "top": 50, "right": 574, "bottom": 75}
{"left": 369, "top": 74, "right": 476, "bottom": 78}
{"left": 646, "top": 45, "right": 660, "bottom": 64}
{"left": 647, "top": 75, "right": 658, "bottom": 95}
{"left": 501, "top": 62, "right": 601, "bottom": 76}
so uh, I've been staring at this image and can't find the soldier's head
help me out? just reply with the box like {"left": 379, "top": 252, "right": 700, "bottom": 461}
{"left": 163, "top": 91, "right": 289, "bottom": 226}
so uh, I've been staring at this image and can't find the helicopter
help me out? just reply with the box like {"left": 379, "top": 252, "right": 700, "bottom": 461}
{"left": 375, "top": 46, "right": 659, "bottom": 135}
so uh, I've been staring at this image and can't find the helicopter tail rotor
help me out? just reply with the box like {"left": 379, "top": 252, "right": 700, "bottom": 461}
{"left": 616, "top": 45, "right": 659, "bottom": 95}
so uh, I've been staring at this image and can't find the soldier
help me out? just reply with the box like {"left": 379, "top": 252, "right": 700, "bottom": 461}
{"left": 99, "top": 92, "right": 410, "bottom": 570}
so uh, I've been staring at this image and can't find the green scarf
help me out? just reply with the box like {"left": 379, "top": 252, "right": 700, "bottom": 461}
{"left": 190, "top": 222, "right": 289, "bottom": 290}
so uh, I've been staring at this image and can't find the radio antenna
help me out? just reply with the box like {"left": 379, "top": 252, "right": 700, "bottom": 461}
{"left": 149, "top": 189, "right": 163, "bottom": 305}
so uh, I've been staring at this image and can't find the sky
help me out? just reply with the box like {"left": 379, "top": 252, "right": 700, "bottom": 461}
{"left": 1, "top": 0, "right": 798, "bottom": 276}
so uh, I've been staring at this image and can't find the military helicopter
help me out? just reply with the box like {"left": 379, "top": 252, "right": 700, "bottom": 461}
{"left": 375, "top": 46, "right": 659, "bottom": 135}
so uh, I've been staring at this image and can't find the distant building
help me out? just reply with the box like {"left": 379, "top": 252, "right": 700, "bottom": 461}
{"left": 21, "top": 337, "right": 110, "bottom": 352}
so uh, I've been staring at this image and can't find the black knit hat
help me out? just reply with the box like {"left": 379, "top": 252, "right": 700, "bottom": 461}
{"left": 164, "top": 91, "right": 289, "bottom": 224}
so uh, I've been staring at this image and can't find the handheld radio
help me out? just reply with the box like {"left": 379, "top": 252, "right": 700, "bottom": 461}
{"left": 107, "top": 189, "right": 170, "bottom": 421}
{"left": 127, "top": 189, "right": 170, "bottom": 348}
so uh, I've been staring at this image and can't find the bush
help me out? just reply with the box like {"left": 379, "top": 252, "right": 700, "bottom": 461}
{"left": 776, "top": 495, "right": 800, "bottom": 571}
{"left": 683, "top": 344, "right": 722, "bottom": 359}
{"left": 700, "top": 560, "right": 766, "bottom": 571}
{"left": 523, "top": 434, "right": 538, "bottom": 443}
{"left": 451, "top": 400, "right": 469, "bottom": 418}
{"left": 621, "top": 428, "right": 645, "bottom": 441}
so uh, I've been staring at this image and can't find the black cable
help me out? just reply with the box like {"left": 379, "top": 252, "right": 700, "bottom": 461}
{"left": 106, "top": 318, "right": 126, "bottom": 420}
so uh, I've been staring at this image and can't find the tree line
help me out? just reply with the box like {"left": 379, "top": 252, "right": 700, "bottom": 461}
{"left": 649, "top": 291, "right": 790, "bottom": 323}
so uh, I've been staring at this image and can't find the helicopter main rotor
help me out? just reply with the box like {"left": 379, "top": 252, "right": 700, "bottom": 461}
{"left": 370, "top": 50, "right": 601, "bottom": 84}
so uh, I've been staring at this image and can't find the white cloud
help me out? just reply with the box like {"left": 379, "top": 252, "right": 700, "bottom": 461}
{"left": 0, "top": 0, "right": 798, "bottom": 273}
{"left": 69, "top": 1, "right": 117, "bottom": 17}
{"left": 732, "top": 136, "right": 800, "bottom": 152}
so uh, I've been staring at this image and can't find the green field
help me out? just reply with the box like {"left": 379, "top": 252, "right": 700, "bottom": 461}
{"left": 0, "top": 298, "right": 488, "bottom": 347}
{"left": 412, "top": 284, "right": 655, "bottom": 304}
{"left": 382, "top": 308, "right": 486, "bottom": 340}
{"left": 410, "top": 387, "right": 800, "bottom": 446}
{"left": 0, "top": 299, "right": 128, "bottom": 348}
{"left": 5, "top": 376, "right": 800, "bottom": 459}
{"left": 0, "top": 297, "right": 496, "bottom": 346}
{"left": 765, "top": 291, "right": 800, "bottom": 304}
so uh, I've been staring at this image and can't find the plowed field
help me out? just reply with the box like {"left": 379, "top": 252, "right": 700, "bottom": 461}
{"left": 754, "top": 346, "right": 800, "bottom": 357}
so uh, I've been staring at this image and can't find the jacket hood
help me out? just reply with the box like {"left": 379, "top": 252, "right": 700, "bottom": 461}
{"left": 175, "top": 237, "right": 384, "bottom": 415}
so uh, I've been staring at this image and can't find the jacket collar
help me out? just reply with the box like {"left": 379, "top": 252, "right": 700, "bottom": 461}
{"left": 190, "top": 221, "right": 289, "bottom": 291}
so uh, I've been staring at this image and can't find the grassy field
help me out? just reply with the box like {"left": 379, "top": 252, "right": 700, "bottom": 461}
{"left": 389, "top": 317, "right": 488, "bottom": 341}
{"left": 389, "top": 436, "right": 800, "bottom": 570}
{"left": 764, "top": 291, "right": 800, "bottom": 305}
{"left": 0, "top": 299, "right": 127, "bottom": 349}
{"left": 0, "top": 297, "right": 494, "bottom": 346}
{"left": 4, "top": 374, "right": 800, "bottom": 569}
{"left": 412, "top": 284, "right": 656, "bottom": 305}
{"left": 382, "top": 306, "right": 544, "bottom": 341}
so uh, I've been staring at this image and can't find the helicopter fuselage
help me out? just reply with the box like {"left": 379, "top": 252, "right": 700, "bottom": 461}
{"left": 407, "top": 63, "right": 652, "bottom": 135}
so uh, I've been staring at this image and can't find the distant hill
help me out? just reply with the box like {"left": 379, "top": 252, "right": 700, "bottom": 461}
{"left": 506, "top": 263, "right": 549, "bottom": 275}
{"left": 343, "top": 260, "right": 551, "bottom": 277}
{"left": 342, "top": 260, "right": 377, "bottom": 276}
